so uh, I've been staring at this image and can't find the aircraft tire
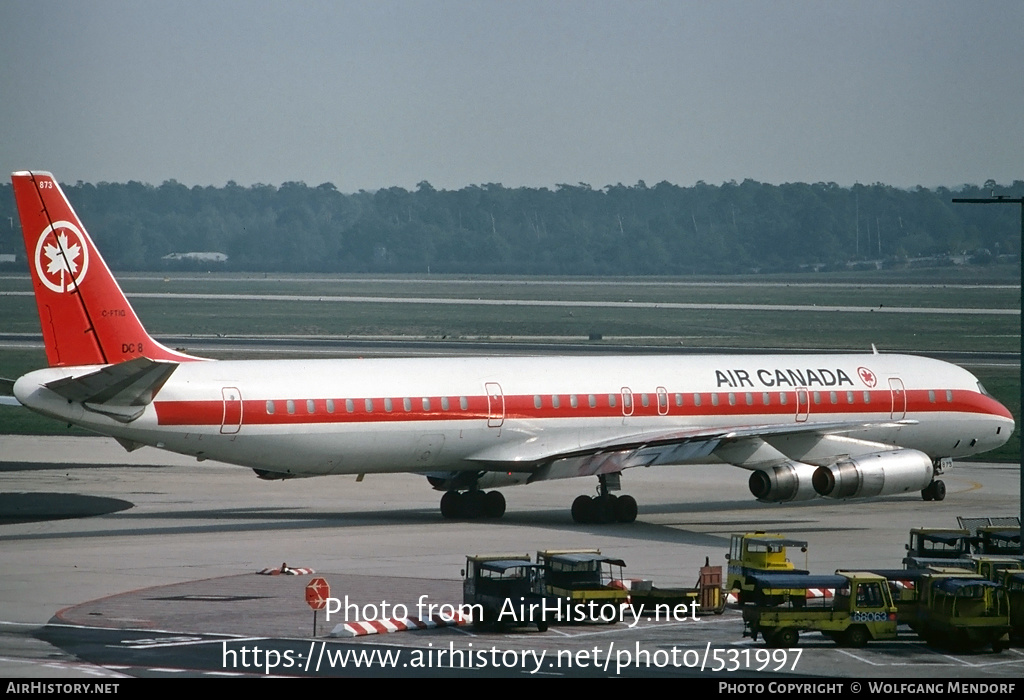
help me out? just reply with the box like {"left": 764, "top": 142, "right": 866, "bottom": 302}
{"left": 484, "top": 490, "right": 506, "bottom": 518}
{"left": 931, "top": 480, "right": 946, "bottom": 501}
{"left": 572, "top": 495, "right": 594, "bottom": 524}
{"left": 615, "top": 495, "right": 638, "bottom": 523}
{"left": 440, "top": 491, "right": 460, "bottom": 519}
{"left": 921, "top": 483, "right": 934, "bottom": 501}
{"left": 464, "top": 491, "right": 486, "bottom": 518}
{"left": 595, "top": 494, "right": 617, "bottom": 523}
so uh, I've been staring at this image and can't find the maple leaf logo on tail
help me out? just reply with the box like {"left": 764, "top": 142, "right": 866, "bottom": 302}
{"left": 34, "top": 222, "right": 89, "bottom": 293}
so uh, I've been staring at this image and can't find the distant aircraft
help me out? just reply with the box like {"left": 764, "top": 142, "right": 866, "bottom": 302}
{"left": 8, "top": 171, "right": 1015, "bottom": 522}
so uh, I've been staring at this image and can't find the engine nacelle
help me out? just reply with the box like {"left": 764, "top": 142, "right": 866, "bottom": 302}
{"left": 812, "top": 449, "right": 934, "bottom": 499}
{"left": 748, "top": 461, "right": 820, "bottom": 502}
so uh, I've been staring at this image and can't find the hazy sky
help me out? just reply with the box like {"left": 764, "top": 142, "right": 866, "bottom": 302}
{"left": 1, "top": 1, "right": 1021, "bottom": 191}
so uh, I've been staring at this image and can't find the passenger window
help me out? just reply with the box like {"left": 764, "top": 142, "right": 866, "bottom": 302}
{"left": 745, "top": 392, "right": 753, "bottom": 406}
{"left": 534, "top": 395, "right": 542, "bottom": 409}
{"left": 675, "top": 393, "right": 683, "bottom": 407}
{"left": 570, "top": 395, "right": 578, "bottom": 408}
{"left": 552, "top": 395, "right": 561, "bottom": 409}
{"left": 307, "top": 399, "right": 315, "bottom": 413}
{"left": 287, "top": 400, "right": 295, "bottom": 414}
{"left": 403, "top": 398, "right": 412, "bottom": 411}
{"left": 266, "top": 400, "right": 275, "bottom": 415}
{"left": 588, "top": 394, "right": 597, "bottom": 408}
{"left": 762, "top": 392, "right": 770, "bottom": 405}
{"left": 326, "top": 399, "right": 335, "bottom": 413}
{"left": 441, "top": 397, "right": 450, "bottom": 411}
{"left": 384, "top": 398, "right": 393, "bottom": 412}
{"left": 460, "top": 396, "right": 468, "bottom": 410}
{"left": 364, "top": 398, "right": 373, "bottom": 412}
{"left": 694, "top": 394, "right": 702, "bottom": 407}
{"left": 345, "top": 399, "right": 354, "bottom": 413}
{"left": 422, "top": 397, "right": 431, "bottom": 411}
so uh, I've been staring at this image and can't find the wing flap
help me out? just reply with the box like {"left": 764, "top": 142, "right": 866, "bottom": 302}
{"left": 468, "top": 418, "right": 918, "bottom": 482}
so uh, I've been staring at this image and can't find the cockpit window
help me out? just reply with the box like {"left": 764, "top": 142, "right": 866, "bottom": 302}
{"left": 977, "top": 382, "right": 992, "bottom": 397}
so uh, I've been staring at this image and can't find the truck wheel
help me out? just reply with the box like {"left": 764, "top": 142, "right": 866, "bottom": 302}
{"left": 771, "top": 628, "right": 798, "bottom": 647}
{"left": 537, "top": 620, "right": 549, "bottom": 632}
{"left": 843, "top": 625, "right": 869, "bottom": 648}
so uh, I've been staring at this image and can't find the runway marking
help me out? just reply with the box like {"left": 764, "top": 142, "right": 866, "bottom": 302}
{"left": 0, "top": 290, "right": 1017, "bottom": 315}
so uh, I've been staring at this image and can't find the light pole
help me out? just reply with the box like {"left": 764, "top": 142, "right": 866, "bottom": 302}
{"left": 951, "top": 194, "right": 1023, "bottom": 547}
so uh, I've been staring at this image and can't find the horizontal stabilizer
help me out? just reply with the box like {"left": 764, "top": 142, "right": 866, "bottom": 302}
{"left": 44, "top": 357, "right": 178, "bottom": 422}
{"left": 1, "top": 378, "right": 21, "bottom": 406}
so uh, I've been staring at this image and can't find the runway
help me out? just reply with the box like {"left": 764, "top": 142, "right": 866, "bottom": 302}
{"left": 0, "top": 436, "right": 1021, "bottom": 678}
{"left": 0, "top": 289, "right": 1018, "bottom": 315}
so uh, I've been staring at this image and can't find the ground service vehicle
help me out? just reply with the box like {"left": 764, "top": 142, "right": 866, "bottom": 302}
{"left": 914, "top": 571, "right": 1011, "bottom": 651}
{"left": 866, "top": 569, "right": 928, "bottom": 627}
{"left": 1002, "top": 570, "right": 1024, "bottom": 643}
{"left": 974, "top": 526, "right": 1021, "bottom": 556}
{"left": 537, "top": 549, "right": 629, "bottom": 618}
{"left": 742, "top": 571, "right": 898, "bottom": 648}
{"left": 462, "top": 554, "right": 552, "bottom": 631}
{"left": 902, "top": 528, "right": 973, "bottom": 570}
{"left": 969, "top": 555, "right": 1023, "bottom": 583}
{"left": 727, "top": 533, "right": 809, "bottom": 604}
{"left": 628, "top": 558, "right": 726, "bottom": 616}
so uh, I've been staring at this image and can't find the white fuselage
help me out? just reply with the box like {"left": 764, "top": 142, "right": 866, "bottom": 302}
{"left": 14, "top": 352, "right": 1014, "bottom": 480}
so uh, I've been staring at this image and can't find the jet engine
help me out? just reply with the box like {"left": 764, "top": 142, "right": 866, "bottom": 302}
{"left": 748, "top": 461, "right": 820, "bottom": 502}
{"left": 812, "top": 449, "right": 934, "bottom": 499}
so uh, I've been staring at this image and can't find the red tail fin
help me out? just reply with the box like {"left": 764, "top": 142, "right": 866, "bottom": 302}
{"left": 12, "top": 171, "right": 202, "bottom": 367}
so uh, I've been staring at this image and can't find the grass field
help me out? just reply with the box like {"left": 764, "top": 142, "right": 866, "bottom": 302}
{"left": 0, "top": 269, "right": 1019, "bottom": 461}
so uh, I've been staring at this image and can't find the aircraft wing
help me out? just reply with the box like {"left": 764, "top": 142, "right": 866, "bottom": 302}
{"left": 467, "top": 419, "right": 917, "bottom": 482}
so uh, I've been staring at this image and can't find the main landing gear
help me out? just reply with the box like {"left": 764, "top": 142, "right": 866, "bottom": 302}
{"left": 921, "top": 480, "right": 946, "bottom": 502}
{"left": 571, "top": 474, "right": 638, "bottom": 524}
{"left": 440, "top": 490, "right": 506, "bottom": 519}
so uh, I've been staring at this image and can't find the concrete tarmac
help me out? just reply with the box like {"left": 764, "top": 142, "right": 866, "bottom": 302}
{"left": 1, "top": 435, "right": 1021, "bottom": 678}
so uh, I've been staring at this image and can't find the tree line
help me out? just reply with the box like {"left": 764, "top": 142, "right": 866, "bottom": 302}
{"left": 1, "top": 178, "right": 1020, "bottom": 275}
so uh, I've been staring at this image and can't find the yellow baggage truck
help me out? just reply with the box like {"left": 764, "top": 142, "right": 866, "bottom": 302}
{"left": 742, "top": 571, "right": 898, "bottom": 648}
{"left": 727, "top": 532, "right": 809, "bottom": 604}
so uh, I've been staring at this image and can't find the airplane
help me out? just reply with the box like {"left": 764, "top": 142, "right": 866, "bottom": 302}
{"left": 7, "top": 170, "right": 1015, "bottom": 523}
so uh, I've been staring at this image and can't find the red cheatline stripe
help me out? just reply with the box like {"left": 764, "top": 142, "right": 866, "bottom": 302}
{"left": 153, "top": 388, "right": 1009, "bottom": 427}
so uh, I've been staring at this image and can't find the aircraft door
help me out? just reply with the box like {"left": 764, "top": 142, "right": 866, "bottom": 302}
{"left": 620, "top": 387, "right": 634, "bottom": 417}
{"left": 220, "top": 386, "right": 243, "bottom": 435}
{"left": 889, "top": 377, "right": 906, "bottom": 420}
{"left": 485, "top": 382, "right": 504, "bottom": 427}
{"left": 656, "top": 387, "right": 669, "bottom": 416}
{"left": 795, "top": 387, "right": 809, "bottom": 423}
